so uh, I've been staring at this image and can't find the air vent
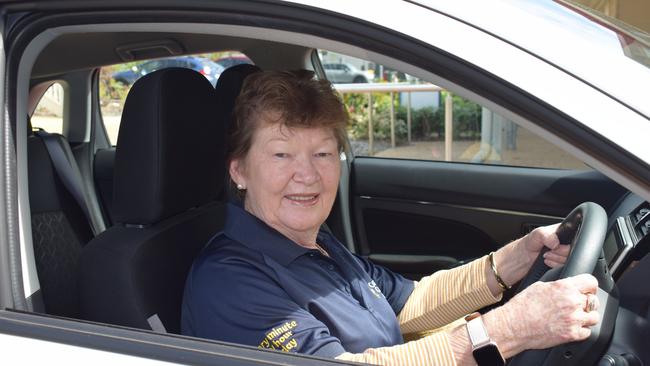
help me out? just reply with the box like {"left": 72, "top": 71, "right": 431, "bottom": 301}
{"left": 631, "top": 202, "right": 650, "bottom": 237}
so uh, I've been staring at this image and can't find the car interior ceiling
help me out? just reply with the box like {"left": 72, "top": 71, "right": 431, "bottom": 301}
{"left": 31, "top": 32, "right": 309, "bottom": 78}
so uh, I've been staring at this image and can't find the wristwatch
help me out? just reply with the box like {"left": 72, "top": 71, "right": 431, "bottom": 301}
{"left": 465, "top": 312, "right": 505, "bottom": 366}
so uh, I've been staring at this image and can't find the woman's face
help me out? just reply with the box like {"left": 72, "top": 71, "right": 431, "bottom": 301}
{"left": 230, "top": 122, "right": 341, "bottom": 245}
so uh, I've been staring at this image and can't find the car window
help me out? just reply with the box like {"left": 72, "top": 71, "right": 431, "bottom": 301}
{"left": 31, "top": 82, "right": 64, "bottom": 135}
{"left": 140, "top": 60, "right": 161, "bottom": 74}
{"left": 99, "top": 51, "right": 251, "bottom": 145}
{"left": 317, "top": 50, "right": 590, "bottom": 170}
{"left": 214, "top": 52, "right": 254, "bottom": 69}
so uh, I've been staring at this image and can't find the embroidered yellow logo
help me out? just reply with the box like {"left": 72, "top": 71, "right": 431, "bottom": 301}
{"left": 258, "top": 320, "right": 299, "bottom": 352}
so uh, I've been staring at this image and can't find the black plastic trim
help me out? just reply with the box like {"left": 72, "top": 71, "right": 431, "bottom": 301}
{"left": 350, "top": 158, "right": 625, "bottom": 256}
{"left": 25, "top": 288, "right": 44, "bottom": 313}
{"left": 352, "top": 158, "right": 626, "bottom": 216}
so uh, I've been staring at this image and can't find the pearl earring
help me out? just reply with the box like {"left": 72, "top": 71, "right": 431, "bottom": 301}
{"left": 236, "top": 184, "right": 245, "bottom": 190}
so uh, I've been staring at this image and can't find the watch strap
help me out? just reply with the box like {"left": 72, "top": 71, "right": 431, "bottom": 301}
{"left": 465, "top": 312, "right": 505, "bottom": 366}
{"left": 465, "top": 312, "right": 491, "bottom": 347}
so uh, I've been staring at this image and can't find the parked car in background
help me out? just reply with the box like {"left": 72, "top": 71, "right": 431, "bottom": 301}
{"left": 322, "top": 63, "right": 369, "bottom": 83}
{"left": 112, "top": 56, "right": 225, "bottom": 86}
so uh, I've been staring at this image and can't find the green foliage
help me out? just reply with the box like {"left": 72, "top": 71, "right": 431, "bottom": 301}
{"left": 448, "top": 92, "right": 482, "bottom": 140}
{"left": 395, "top": 105, "right": 444, "bottom": 140}
{"left": 344, "top": 92, "right": 410, "bottom": 142}
{"left": 345, "top": 90, "right": 482, "bottom": 143}
{"left": 343, "top": 92, "right": 369, "bottom": 139}
{"left": 99, "top": 66, "right": 131, "bottom": 115}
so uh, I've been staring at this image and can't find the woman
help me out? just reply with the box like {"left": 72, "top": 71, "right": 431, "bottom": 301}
{"left": 181, "top": 70, "right": 599, "bottom": 365}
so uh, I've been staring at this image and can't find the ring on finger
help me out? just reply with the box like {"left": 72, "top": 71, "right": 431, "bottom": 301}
{"left": 585, "top": 294, "right": 596, "bottom": 312}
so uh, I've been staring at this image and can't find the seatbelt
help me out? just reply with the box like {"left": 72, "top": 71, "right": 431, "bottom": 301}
{"left": 35, "top": 130, "right": 103, "bottom": 235}
{"left": 147, "top": 314, "right": 168, "bottom": 333}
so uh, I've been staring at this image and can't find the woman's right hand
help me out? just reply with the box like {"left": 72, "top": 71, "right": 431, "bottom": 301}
{"left": 484, "top": 274, "right": 600, "bottom": 357}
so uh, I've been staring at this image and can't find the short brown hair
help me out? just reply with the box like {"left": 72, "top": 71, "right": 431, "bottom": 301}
{"left": 228, "top": 69, "right": 348, "bottom": 163}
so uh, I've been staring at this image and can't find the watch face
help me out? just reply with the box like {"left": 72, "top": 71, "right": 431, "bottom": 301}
{"left": 473, "top": 343, "right": 505, "bottom": 366}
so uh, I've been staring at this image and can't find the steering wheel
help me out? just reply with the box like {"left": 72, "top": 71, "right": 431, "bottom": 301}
{"left": 508, "top": 202, "right": 615, "bottom": 366}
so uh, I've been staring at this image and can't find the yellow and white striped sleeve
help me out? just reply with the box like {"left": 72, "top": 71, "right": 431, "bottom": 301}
{"left": 398, "top": 255, "right": 502, "bottom": 334}
{"left": 335, "top": 330, "right": 456, "bottom": 365}
{"left": 333, "top": 256, "right": 502, "bottom": 365}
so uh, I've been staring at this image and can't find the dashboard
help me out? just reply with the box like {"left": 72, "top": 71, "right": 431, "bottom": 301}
{"left": 605, "top": 194, "right": 650, "bottom": 279}
{"left": 600, "top": 193, "right": 650, "bottom": 365}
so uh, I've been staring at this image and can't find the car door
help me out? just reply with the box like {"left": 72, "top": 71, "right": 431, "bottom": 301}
{"left": 350, "top": 157, "right": 625, "bottom": 279}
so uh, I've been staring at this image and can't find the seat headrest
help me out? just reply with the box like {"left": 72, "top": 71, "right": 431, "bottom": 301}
{"left": 113, "top": 68, "right": 224, "bottom": 225}
{"left": 214, "top": 64, "right": 261, "bottom": 132}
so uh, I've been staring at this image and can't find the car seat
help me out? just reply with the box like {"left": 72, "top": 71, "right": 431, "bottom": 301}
{"left": 213, "top": 63, "right": 261, "bottom": 197}
{"left": 79, "top": 68, "right": 227, "bottom": 333}
{"left": 27, "top": 121, "right": 105, "bottom": 317}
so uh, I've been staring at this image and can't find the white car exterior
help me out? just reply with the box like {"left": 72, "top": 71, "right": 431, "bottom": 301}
{"left": 0, "top": 0, "right": 649, "bottom": 364}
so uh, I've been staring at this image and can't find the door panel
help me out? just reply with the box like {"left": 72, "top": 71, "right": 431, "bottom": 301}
{"left": 351, "top": 157, "right": 626, "bottom": 279}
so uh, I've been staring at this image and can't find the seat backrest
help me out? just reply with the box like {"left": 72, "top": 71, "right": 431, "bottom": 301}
{"left": 213, "top": 64, "right": 261, "bottom": 198}
{"left": 92, "top": 65, "right": 261, "bottom": 223}
{"left": 28, "top": 129, "right": 94, "bottom": 317}
{"left": 93, "top": 147, "right": 116, "bottom": 226}
{"left": 214, "top": 64, "right": 261, "bottom": 134}
{"left": 80, "top": 68, "right": 227, "bottom": 333}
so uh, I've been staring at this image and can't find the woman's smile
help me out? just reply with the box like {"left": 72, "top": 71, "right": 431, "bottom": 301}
{"left": 284, "top": 193, "right": 320, "bottom": 206}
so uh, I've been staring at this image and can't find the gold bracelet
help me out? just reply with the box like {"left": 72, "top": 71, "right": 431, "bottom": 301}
{"left": 489, "top": 251, "right": 511, "bottom": 291}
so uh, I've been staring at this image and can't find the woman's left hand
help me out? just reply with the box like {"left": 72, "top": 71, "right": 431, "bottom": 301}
{"left": 519, "top": 223, "right": 571, "bottom": 269}
{"left": 490, "top": 223, "right": 571, "bottom": 294}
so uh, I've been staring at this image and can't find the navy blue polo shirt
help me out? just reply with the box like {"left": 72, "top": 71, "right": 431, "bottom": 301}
{"left": 181, "top": 203, "right": 414, "bottom": 357}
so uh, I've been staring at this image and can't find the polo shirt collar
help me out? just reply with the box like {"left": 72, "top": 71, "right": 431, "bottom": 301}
{"left": 223, "top": 202, "right": 313, "bottom": 266}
